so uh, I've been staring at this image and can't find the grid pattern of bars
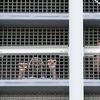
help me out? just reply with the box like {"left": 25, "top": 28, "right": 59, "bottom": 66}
{"left": 83, "top": 0, "right": 100, "bottom": 12}
{"left": 1, "top": 0, "right": 100, "bottom": 13}
{"left": 85, "top": 96, "right": 100, "bottom": 100}
{"left": 0, "top": 0, "right": 68, "bottom": 13}
{"left": 0, "top": 96, "right": 68, "bottom": 100}
{"left": 0, "top": 96, "right": 100, "bottom": 100}
{"left": 0, "top": 54, "right": 69, "bottom": 80}
{"left": 0, "top": 27, "right": 68, "bottom": 46}
{"left": 84, "top": 55, "right": 100, "bottom": 79}
{"left": 84, "top": 28, "right": 100, "bottom": 46}
{"left": 2, "top": 0, "right": 100, "bottom": 13}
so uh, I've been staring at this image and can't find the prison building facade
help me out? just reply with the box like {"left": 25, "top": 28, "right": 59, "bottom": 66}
{"left": 0, "top": 0, "right": 100, "bottom": 100}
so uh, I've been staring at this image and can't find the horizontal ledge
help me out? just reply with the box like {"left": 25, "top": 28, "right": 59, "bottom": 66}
{"left": 0, "top": 46, "right": 68, "bottom": 55}
{"left": 0, "top": 13, "right": 68, "bottom": 27}
{"left": 0, "top": 13, "right": 68, "bottom": 20}
{"left": 0, "top": 79, "right": 68, "bottom": 94}
{"left": 0, "top": 79, "right": 68, "bottom": 87}
{"left": 0, "top": 13, "right": 100, "bottom": 27}
{"left": 84, "top": 13, "right": 100, "bottom": 20}
{"left": 0, "top": 79, "right": 100, "bottom": 94}
{"left": 84, "top": 46, "right": 100, "bottom": 55}
{"left": 84, "top": 13, "right": 100, "bottom": 27}
{"left": 0, "top": 46, "right": 100, "bottom": 55}
{"left": 0, "top": 13, "right": 100, "bottom": 20}
{"left": 0, "top": 79, "right": 100, "bottom": 86}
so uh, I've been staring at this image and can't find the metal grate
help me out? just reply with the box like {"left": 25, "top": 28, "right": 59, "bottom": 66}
{"left": 0, "top": 0, "right": 68, "bottom": 13}
{"left": 2, "top": 0, "right": 100, "bottom": 13}
{"left": 84, "top": 28, "right": 100, "bottom": 46}
{"left": 0, "top": 54, "right": 69, "bottom": 80}
{"left": 84, "top": 55, "right": 100, "bottom": 79}
{"left": 85, "top": 96, "right": 100, "bottom": 100}
{"left": 0, "top": 95, "right": 68, "bottom": 100}
{"left": 0, "top": 27, "right": 68, "bottom": 46}
{"left": 83, "top": 0, "right": 100, "bottom": 12}
{"left": 1, "top": 96, "right": 100, "bottom": 100}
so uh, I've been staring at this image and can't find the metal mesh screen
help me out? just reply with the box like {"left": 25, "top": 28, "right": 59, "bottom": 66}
{"left": 1, "top": 95, "right": 100, "bottom": 100}
{"left": 0, "top": 27, "right": 68, "bottom": 46}
{"left": 0, "top": 54, "right": 69, "bottom": 80}
{"left": 1, "top": 0, "right": 100, "bottom": 13}
{"left": 0, "top": 0, "right": 68, "bottom": 13}
{"left": 84, "top": 55, "right": 100, "bottom": 79}
{"left": 83, "top": 0, "right": 100, "bottom": 12}
{"left": 84, "top": 28, "right": 100, "bottom": 46}
{"left": 85, "top": 96, "right": 100, "bottom": 100}
{"left": 0, "top": 95, "right": 68, "bottom": 100}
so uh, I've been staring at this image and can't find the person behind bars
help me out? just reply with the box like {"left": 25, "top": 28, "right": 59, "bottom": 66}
{"left": 18, "top": 62, "right": 28, "bottom": 79}
{"left": 97, "top": 39, "right": 100, "bottom": 45}
{"left": 28, "top": 57, "right": 44, "bottom": 78}
{"left": 48, "top": 58, "right": 57, "bottom": 79}
{"left": 94, "top": 39, "right": 100, "bottom": 77}
{"left": 96, "top": 39, "right": 100, "bottom": 71}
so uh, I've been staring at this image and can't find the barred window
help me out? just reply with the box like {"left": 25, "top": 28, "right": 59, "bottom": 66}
{"left": 84, "top": 28, "right": 100, "bottom": 46}
{"left": 83, "top": 0, "right": 100, "bottom": 12}
{"left": 2, "top": 0, "right": 100, "bottom": 13}
{"left": 0, "top": 54, "right": 69, "bottom": 80}
{"left": 0, "top": 27, "right": 68, "bottom": 46}
{"left": 0, "top": 0, "right": 68, "bottom": 13}
{"left": 1, "top": 96, "right": 100, "bottom": 100}
{"left": 84, "top": 55, "right": 100, "bottom": 79}
{"left": 85, "top": 96, "right": 100, "bottom": 100}
{"left": 0, "top": 95, "right": 68, "bottom": 100}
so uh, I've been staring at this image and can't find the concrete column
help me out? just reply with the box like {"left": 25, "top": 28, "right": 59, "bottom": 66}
{"left": 69, "top": 0, "right": 84, "bottom": 100}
